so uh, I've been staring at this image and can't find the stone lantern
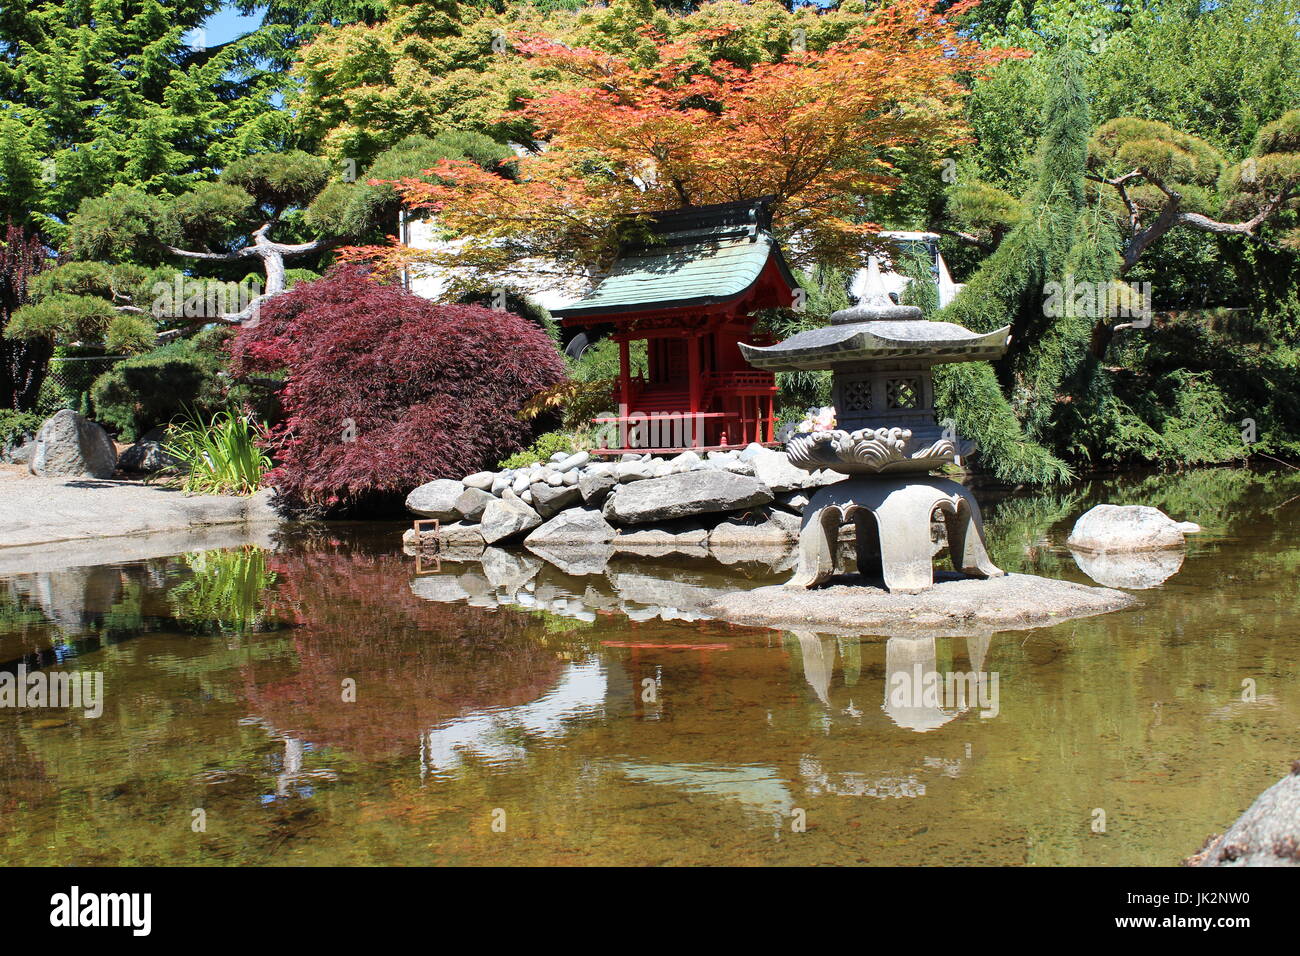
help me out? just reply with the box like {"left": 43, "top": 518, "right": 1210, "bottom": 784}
{"left": 739, "top": 268, "right": 1012, "bottom": 593}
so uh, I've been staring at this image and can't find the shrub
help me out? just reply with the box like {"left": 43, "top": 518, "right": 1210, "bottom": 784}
{"left": 90, "top": 337, "right": 226, "bottom": 440}
{"left": 162, "top": 407, "right": 271, "bottom": 496}
{"left": 229, "top": 267, "right": 567, "bottom": 511}
{"left": 0, "top": 409, "right": 41, "bottom": 446}
{"left": 497, "top": 430, "right": 592, "bottom": 470}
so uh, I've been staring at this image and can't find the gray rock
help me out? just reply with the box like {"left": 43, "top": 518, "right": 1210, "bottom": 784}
{"left": 579, "top": 468, "right": 618, "bottom": 505}
{"left": 405, "top": 478, "right": 465, "bottom": 520}
{"left": 1066, "top": 504, "right": 1201, "bottom": 552}
{"left": 117, "top": 426, "right": 181, "bottom": 473}
{"left": 490, "top": 473, "right": 511, "bottom": 496}
{"left": 562, "top": 469, "right": 579, "bottom": 486}
{"left": 603, "top": 470, "right": 773, "bottom": 525}
{"left": 2, "top": 438, "right": 35, "bottom": 465}
{"left": 453, "top": 486, "right": 495, "bottom": 521}
{"left": 28, "top": 410, "right": 117, "bottom": 479}
{"left": 717, "top": 458, "right": 756, "bottom": 477}
{"left": 707, "top": 517, "right": 794, "bottom": 550}
{"left": 616, "top": 460, "right": 655, "bottom": 482}
{"left": 555, "top": 451, "right": 590, "bottom": 472}
{"left": 765, "top": 508, "right": 803, "bottom": 538}
{"left": 463, "top": 471, "right": 495, "bottom": 491}
{"left": 479, "top": 497, "right": 543, "bottom": 544}
{"left": 529, "top": 482, "right": 582, "bottom": 519}
{"left": 524, "top": 507, "right": 616, "bottom": 546}
{"left": 1188, "top": 762, "right": 1300, "bottom": 866}
{"left": 748, "top": 447, "right": 813, "bottom": 493}
{"left": 402, "top": 521, "right": 485, "bottom": 552}
{"left": 775, "top": 490, "right": 811, "bottom": 513}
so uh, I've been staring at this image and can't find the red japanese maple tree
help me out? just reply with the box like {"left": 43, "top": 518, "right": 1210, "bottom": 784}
{"left": 230, "top": 268, "right": 566, "bottom": 511}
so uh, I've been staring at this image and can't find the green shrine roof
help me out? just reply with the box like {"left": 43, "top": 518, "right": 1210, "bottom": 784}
{"left": 552, "top": 199, "right": 797, "bottom": 321}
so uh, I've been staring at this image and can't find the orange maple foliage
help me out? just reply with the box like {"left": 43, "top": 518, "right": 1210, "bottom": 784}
{"left": 339, "top": 0, "right": 1024, "bottom": 283}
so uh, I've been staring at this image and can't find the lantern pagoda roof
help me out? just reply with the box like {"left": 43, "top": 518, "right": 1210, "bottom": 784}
{"left": 739, "top": 259, "right": 1010, "bottom": 371}
{"left": 550, "top": 197, "right": 799, "bottom": 323}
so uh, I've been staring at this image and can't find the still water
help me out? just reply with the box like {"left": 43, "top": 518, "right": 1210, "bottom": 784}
{"left": 1, "top": 466, "right": 1297, "bottom": 866}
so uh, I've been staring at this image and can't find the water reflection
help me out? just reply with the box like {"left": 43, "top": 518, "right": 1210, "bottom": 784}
{"left": 0, "top": 465, "right": 1298, "bottom": 864}
{"left": 421, "top": 659, "right": 610, "bottom": 776}
{"left": 1070, "top": 546, "right": 1185, "bottom": 589}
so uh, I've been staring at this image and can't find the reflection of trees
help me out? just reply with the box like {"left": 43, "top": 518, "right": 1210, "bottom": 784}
{"left": 167, "top": 547, "right": 279, "bottom": 634}
{"left": 241, "top": 546, "right": 563, "bottom": 760}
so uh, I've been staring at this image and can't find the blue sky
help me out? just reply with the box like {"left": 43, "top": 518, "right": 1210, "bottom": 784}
{"left": 183, "top": 3, "right": 266, "bottom": 49}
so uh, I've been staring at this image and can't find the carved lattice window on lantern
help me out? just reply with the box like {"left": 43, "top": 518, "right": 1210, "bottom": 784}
{"left": 886, "top": 377, "right": 921, "bottom": 409}
{"left": 842, "top": 379, "right": 872, "bottom": 412}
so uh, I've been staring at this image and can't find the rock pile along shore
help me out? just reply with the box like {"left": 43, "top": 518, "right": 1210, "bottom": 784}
{"left": 403, "top": 443, "right": 846, "bottom": 561}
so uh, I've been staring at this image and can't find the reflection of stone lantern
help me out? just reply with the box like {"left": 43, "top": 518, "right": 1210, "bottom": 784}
{"left": 739, "top": 269, "right": 1011, "bottom": 592}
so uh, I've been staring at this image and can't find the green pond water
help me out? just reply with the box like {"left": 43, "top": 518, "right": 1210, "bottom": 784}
{"left": 1, "top": 465, "right": 1298, "bottom": 866}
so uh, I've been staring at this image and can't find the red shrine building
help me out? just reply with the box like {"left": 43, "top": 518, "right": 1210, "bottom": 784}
{"left": 551, "top": 198, "right": 800, "bottom": 455}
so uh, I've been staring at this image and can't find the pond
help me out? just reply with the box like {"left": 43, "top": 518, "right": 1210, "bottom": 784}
{"left": 1, "top": 465, "right": 1297, "bottom": 866}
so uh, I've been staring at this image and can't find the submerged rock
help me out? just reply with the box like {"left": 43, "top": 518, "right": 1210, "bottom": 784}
{"left": 1066, "top": 504, "right": 1200, "bottom": 552}
{"left": 28, "top": 409, "right": 117, "bottom": 479}
{"left": 1187, "top": 762, "right": 1300, "bottom": 867}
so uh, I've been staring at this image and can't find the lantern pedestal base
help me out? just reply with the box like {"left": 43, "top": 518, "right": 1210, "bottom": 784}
{"left": 789, "top": 475, "right": 1004, "bottom": 593}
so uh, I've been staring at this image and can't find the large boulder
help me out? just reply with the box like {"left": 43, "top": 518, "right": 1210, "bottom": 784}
{"left": 604, "top": 470, "right": 773, "bottom": 525}
{"left": 480, "top": 497, "right": 543, "bottom": 544}
{"left": 529, "top": 482, "right": 582, "bottom": 519}
{"left": 405, "top": 479, "right": 465, "bottom": 520}
{"left": 578, "top": 468, "right": 618, "bottom": 506}
{"left": 453, "top": 486, "right": 495, "bottom": 521}
{"left": 117, "top": 426, "right": 181, "bottom": 473}
{"left": 1066, "top": 504, "right": 1200, "bottom": 552}
{"left": 524, "top": 508, "right": 616, "bottom": 546}
{"left": 28, "top": 410, "right": 117, "bottom": 479}
{"left": 1187, "top": 762, "right": 1300, "bottom": 866}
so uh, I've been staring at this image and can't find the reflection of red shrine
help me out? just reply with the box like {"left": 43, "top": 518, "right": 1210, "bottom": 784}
{"left": 552, "top": 198, "right": 800, "bottom": 454}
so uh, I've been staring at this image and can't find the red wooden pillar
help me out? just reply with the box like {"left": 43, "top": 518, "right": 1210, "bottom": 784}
{"left": 687, "top": 331, "right": 701, "bottom": 448}
{"left": 618, "top": 337, "right": 632, "bottom": 415}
